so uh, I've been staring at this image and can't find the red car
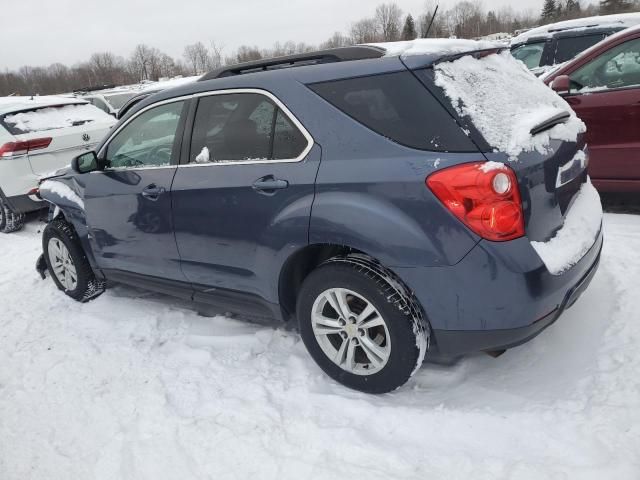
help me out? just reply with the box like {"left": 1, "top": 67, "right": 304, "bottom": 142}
{"left": 545, "top": 25, "right": 640, "bottom": 193}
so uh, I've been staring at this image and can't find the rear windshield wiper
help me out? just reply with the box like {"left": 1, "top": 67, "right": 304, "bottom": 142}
{"left": 530, "top": 111, "right": 570, "bottom": 136}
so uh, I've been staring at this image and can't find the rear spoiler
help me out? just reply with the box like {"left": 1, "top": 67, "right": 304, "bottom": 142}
{"left": 432, "top": 47, "right": 508, "bottom": 66}
{"left": 530, "top": 111, "right": 571, "bottom": 136}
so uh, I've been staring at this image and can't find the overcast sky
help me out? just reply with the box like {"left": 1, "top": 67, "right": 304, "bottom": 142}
{"left": 2, "top": 0, "right": 556, "bottom": 70}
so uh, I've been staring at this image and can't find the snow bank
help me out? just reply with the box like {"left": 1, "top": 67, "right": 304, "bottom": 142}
{"left": 511, "top": 12, "right": 640, "bottom": 45}
{"left": 4, "top": 104, "right": 113, "bottom": 133}
{"left": 39, "top": 180, "right": 84, "bottom": 209}
{"left": 369, "top": 38, "right": 501, "bottom": 57}
{"left": 1, "top": 215, "right": 640, "bottom": 479}
{"left": 532, "top": 179, "right": 602, "bottom": 275}
{"left": 434, "top": 51, "right": 586, "bottom": 159}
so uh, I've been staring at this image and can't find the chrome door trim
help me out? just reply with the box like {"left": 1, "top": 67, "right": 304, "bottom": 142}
{"left": 97, "top": 88, "right": 314, "bottom": 170}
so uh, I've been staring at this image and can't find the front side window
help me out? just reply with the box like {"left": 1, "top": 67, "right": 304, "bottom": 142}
{"left": 554, "top": 34, "right": 605, "bottom": 64}
{"left": 511, "top": 42, "right": 545, "bottom": 69}
{"left": 104, "top": 101, "right": 184, "bottom": 169}
{"left": 570, "top": 38, "right": 640, "bottom": 92}
{"left": 190, "top": 93, "right": 309, "bottom": 164}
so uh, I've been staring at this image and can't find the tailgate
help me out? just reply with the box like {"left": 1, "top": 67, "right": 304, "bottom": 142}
{"left": 425, "top": 50, "right": 589, "bottom": 242}
{"left": 484, "top": 138, "right": 588, "bottom": 242}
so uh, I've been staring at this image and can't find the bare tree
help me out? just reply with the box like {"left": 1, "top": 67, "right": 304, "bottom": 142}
{"left": 183, "top": 44, "right": 199, "bottom": 75}
{"left": 233, "top": 46, "right": 263, "bottom": 64}
{"left": 375, "top": 3, "right": 403, "bottom": 41}
{"left": 129, "top": 44, "right": 155, "bottom": 80}
{"left": 321, "top": 32, "right": 353, "bottom": 49}
{"left": 350, "top": 18, "right": 380, "bottom": 43}
{"left": 183, "top": 42, "right": 210, "bottom": 75}
{"left": 210, "top": 41, "right": 225, "bottom": 69}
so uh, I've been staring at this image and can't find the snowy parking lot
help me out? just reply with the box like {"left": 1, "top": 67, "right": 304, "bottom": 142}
{"left": 1, "top": 213, "right": 639, "bottom": 480}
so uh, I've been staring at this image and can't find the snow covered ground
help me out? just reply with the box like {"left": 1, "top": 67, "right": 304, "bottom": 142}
{"left": 1, "top": 214, "right": 639, "bottom": 480}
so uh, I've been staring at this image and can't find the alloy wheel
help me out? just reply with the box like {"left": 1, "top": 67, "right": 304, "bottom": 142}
{"left": 311, "top": 288, "right": 391, "bottom": 375}
{"left": 47, "top": 238, "right": 78, "bottom": 291}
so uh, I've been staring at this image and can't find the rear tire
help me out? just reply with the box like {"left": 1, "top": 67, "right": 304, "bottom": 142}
{"left": 0, "top": 197, "right": 25, "bottom": 233}
{"left": 297, "top": 254, "right": 429, "bottom": 393}
{"left": 43, "top": 218, "right": 105, "bottom": 302}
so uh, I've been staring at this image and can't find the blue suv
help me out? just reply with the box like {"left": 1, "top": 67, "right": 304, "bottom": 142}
{"left": 37, "top": 43, "right": 603, "bottom": 393}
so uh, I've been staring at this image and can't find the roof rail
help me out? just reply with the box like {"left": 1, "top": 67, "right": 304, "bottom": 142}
{"left": 199, "top": 46, "right": 385, "bottom": 81}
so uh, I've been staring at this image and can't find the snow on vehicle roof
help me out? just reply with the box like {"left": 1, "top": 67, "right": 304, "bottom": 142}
{"left": 367, "top": 38, "right": 502, "bottom": 58}
{"left": 3, "top": 103, "right": 114, "bottom": 134}
{"left": 144, "top": 75, "right": 201, "bottom": 91}
{"left": 511, "top": 12, "right": 640, "bottom": 45}
{"left": 0, "top": 96, "right": 87, "bottom": 116}
{"left": 74, "top": 75, "right": 201, "bottom": 98}
{"left": 433, "top": 50, "right": 585, "bottom": 159}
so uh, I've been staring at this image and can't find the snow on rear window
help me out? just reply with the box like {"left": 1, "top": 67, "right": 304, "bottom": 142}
{"left": 434, "top": 51, "right": 585, "bottom": 159}
{"left": 3, "top": 104, "right": 112, "bottom": 134}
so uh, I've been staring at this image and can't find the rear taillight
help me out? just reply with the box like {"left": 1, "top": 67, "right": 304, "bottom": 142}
{"left": 426, "top": 162, "right": 525, "bottom": 242}
{"left": 0, "top": 137, "right": 52, "bottom": 158}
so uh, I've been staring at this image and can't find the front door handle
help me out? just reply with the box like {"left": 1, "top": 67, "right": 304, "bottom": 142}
{"left": 141, "top": 184, "right": 164, "bottom": 201}
{"left": 252, "top": 176, "right": 289, "bottom": 194}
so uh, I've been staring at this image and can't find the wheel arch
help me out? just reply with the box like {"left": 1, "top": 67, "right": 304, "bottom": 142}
{"left": 277, "top": 243, "right": 428, "bottom": 333}
{"left": 278, "top": 243, "right": 361, "bottom": 321}
{"left": 39, "top": 179, "right": 103, "bottom": 278}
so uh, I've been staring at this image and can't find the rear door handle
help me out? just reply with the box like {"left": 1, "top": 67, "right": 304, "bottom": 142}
{"left": 252, "top": 176, "right": 289, "bottom": 194}
{"left": 141, "top": 184, "right": 164, "bottom": 201}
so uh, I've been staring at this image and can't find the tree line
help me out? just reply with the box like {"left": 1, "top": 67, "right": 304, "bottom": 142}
{"left": 1, "top": 0, "right": 639, "bottom": 96}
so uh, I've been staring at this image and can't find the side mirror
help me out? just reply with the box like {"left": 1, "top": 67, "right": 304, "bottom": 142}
{"left": 72, "top": 151, "right": 99, "bottom": 174}
{"left": 550, "top": 75, "right": 571, "bottom": 95}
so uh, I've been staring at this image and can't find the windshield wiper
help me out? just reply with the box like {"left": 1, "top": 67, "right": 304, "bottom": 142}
{"left": 530, "top": 111, "right": 571, "bottom": 136}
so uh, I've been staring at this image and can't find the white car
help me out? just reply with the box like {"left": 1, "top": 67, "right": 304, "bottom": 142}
{"left": 0, "top": 96, "right": 115, "bottom": 233}
{"left": 79, "top": 90, "right": 139, "bottom": 116}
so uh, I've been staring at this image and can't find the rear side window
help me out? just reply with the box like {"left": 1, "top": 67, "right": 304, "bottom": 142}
{"left": 309, "top": 71, "right": 475, "bottom": 152}
{"left": 554, "top": 34, "right": 605, "bottom": 64}
{"left": 1, "top": 104, "right": 112, "bottom": 135}
{"left": 190, "top": 93, "right": 310, "bottom": 164}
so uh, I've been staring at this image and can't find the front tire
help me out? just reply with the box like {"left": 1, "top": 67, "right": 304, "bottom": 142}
{"left": 0, "top": 197, "right": 25, "bottom": 233}
{"left": 43, "top": 219, "right": 105, "bottom": 302}
{"left": 297, "top": 255, "right": 429, "bottom": 394}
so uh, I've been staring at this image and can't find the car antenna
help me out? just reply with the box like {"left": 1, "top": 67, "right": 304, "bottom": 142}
{"left": 424, "top": 4, "right": 439, "bottom": 38}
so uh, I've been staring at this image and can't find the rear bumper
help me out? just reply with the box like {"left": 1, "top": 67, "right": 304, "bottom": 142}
{"left": 392, "top": 227, "right": 603, "bottom": 356}
{"left": 4, "top": 193, "right": 44, "bottom": 214}
{"left": 0, "top": 155, "right": 39, "bottom": 198}
{"left": 431, "top": 245, "right": 601, "bottom": 355}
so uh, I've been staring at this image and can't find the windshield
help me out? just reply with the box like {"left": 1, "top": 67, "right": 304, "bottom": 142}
{"left": 511, "top": 42, "right": 545, "bottom": 69}
{"left": 104, "top": 92, "right": 137, "bottom": 110}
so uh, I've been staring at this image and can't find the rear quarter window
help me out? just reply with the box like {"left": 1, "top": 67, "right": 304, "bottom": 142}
{"left": 554, "top": 34, "right": 606, "bottom": 64}
{"left": 308, "top": 71, "right": 477, "bottom": 152}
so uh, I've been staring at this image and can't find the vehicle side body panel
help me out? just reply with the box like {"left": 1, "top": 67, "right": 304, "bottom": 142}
{"left": 39, "top": 50, "right": 603, "bottom": 359}
{"left": 545, "top": 28, "right": 640, "bottom": 193}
